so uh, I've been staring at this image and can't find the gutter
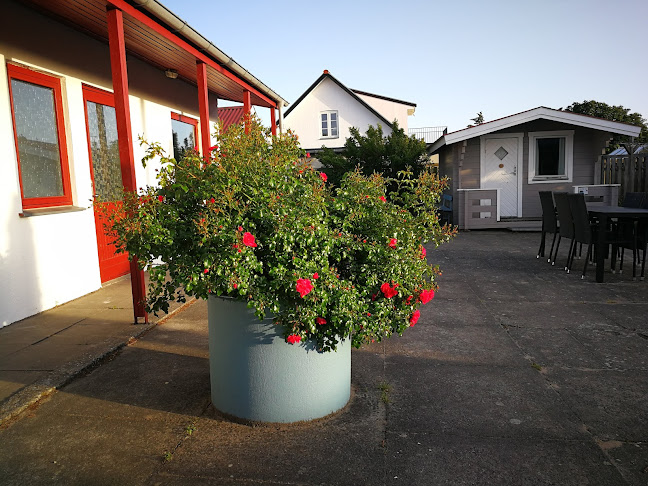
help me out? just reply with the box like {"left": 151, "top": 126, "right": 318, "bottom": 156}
{"left": 132, "top": 0, "right": 288, "bottom": 107}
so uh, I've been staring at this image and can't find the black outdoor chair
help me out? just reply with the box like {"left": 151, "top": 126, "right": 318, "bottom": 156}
{"left": 612, "top": 192, "right": 648, "bottom": 279}
{"left": 537, "top": 191, "right": 558, "bottom": 262}
{"left": 552, "top": 192, "right": 575, "bottom": 270}
{"left": 567, "top": 193, "right": 596, "bottom": 279}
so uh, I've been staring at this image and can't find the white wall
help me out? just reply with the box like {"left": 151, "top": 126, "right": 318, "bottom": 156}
{"left": 354, "top": 93, "right": 413, "bottom": 132}
{"left": 283, "top": 77, "right": 393, "bottom": 151}
{"left": 0, "top": 1, "right": 219, "bottom": 326}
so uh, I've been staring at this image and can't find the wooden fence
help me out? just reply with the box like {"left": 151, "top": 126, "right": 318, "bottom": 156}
{"left": 598, "top": 154, "right": 648, "bottom": 202}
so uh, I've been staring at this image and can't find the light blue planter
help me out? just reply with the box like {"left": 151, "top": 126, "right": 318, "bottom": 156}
{"left": 207, "top": 296, "right": 351, "bottom": 423}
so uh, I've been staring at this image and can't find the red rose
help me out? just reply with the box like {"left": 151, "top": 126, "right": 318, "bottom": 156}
{"left": 380, "top": 196, "right": 386, "bottom": 202}
{"left": 242, "top": 232, "right": 257, "bottom": 247}
{"left": 388, "top": 238, "right": 397, "bottom": 249}
{"left": 315, "top": 317, "right": 327, "bottom": 325}
{"left": 419, "top": 289, "right": 435, "bottom": 304}
{"left": 287, "top": 334, "right": 301, "bottom": 344}
{"left": 380, "top": 282, "right": 398, "bottom": 299}
{"left": 420, "top": 246, "right": 427, "bottom": 259}
{"left": 313, "top": 272, "right": 319, "bottom": 280}
{"left": 158, "top": 195, "right": 164, "bottom": 202}
{"left": 238, "top": 226, "right": 243, "bottom": 232}
{"left": 209, "top": 144, "right": 218, "bottom": 151}
{"left": 210, "top": 197, "right": 215, "bottom": 204}
{"left": 203, "top": 269, "right": 209, "bottom": 274}
{"left": 296, "top": 278, "right": 313, "bottom": 298}
{"left": 233, "top": 283, "right": 237, "bottom": 289}
{"left": 319, "top": 172, "right": 327, "bottom": 182}
{"left": 306, "top": 152, "right": 311, "bottom": 158}
{"left": 409, "top": 310, "right": 420, "bottom": 326}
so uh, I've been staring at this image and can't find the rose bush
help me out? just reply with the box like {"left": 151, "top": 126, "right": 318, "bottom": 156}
{"left": 106, "top": 115, "right": 455, "bottom": 352}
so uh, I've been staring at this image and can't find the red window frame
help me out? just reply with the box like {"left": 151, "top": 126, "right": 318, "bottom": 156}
{"left": 7, "top": 63, "right": 73, "bottom": 209}
{"left": 171, "top": 111, "right": 199, "bottom": 151}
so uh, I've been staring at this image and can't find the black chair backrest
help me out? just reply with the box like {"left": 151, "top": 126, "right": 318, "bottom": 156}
{"left": 622, "top": 192, "right": 645, "bottom": 208}
{"left": 642, "top": 193, "right": 648, "bottom": 209}
{"left": 554, "top": 192, "right": 574, "bottom": 239}
{"left": 568, "top": 193, "right": 591, "bottom": 244}
{"left": 538, "top": 191, "right": 557, "bottom": 233}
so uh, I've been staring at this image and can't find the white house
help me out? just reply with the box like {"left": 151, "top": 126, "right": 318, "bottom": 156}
{"left": 283, "top": 70, "right": 416, "bottom": 153}
{"left": 0, "top": 0, "right": 286, "bottom": 327}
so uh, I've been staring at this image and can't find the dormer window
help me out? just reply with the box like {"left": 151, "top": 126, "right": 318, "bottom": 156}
{"left": 320, "top": 111, "right": 338, "bottom": 138}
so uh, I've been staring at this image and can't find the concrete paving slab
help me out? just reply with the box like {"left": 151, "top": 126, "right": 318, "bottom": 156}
{"left": 384, "top": 356, "right": 584, "bottom": 440}
{"left": 546, "top": 369, "right": 648, "bottom": 442}
{"left": 506, "top": 327, "right": 604, "bottom": 370}
{"left": 0, "top": 370, "right": 44, "bottom": 399}
{"left": 384, "top": 309, "right": 524, "bottom": 367}
{"left": 384, "top": 432, "right": 626, "bottom": 485}
{"left": 600, "top": 441, "right": 648, "bottom": 486}
{"left": 0, "top": 403, "right": 189, "bottom": 486}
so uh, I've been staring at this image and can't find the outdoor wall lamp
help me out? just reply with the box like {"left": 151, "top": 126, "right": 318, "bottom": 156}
{"left": 165, "top": 69, "right": 178, "bottom": 79}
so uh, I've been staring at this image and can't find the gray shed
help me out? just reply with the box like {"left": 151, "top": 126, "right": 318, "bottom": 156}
{"left": 430, "top": 107, "right": 641, "bottom": 229}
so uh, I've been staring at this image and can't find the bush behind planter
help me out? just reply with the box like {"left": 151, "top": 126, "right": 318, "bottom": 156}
{"left": 104, "top": 116, "right": 456, "bottom": 352}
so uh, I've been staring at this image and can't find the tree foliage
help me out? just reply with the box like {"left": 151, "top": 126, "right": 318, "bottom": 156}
{"left": 564, "top": 100, "right": 647, "bottom": 151}
{"left": 467, "top": 111, "right": 484, "bottom": 127}
{"left": 317, "top": 121, "right": 429, "bottom": 187}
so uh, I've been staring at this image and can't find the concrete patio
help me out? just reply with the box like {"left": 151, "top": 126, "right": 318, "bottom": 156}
{"left": 0, "top": 230, "right": 646, "bottom": 485}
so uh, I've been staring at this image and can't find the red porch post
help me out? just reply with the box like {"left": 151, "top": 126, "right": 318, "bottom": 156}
{"left": 270, "top": 106, "right": 276, "bottom": 136}
{"left": 107, "top": 6, "right": 147, "bottom": 324}
{"left": 196, "top": 60, "right": 211, "bottom": 157}
{"left": 243, "top": 90, "right": 251, "bottom": 134}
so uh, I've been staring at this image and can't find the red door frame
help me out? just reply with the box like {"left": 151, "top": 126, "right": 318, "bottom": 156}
{"left": 82, "top": 84, "right": 132, "bottom": 284}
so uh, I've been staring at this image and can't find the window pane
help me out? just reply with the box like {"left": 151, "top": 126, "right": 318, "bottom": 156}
{"left": 171, "top": 119, "right": 196, "bottom": 162}
{"left": 87, "top": 101, "right": 123, "bottom": 201}
{"left": 321, "top": 114, "right": 327, "bottom": 123}
{"left": 536, "top": 137, "right": 565, "bottom": 176}
{"left": 321, "top": 113, "right": 329, "bottom": 137}
{"left": 330, "top": 112, "right": 337, "bottom": 122}
{"left": 11, "top": 79, "right": 64, "bottom": 198}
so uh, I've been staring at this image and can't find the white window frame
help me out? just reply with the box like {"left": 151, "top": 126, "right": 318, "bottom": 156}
{"left": 320, "top": 110, "right": 339, "bottom": 139}
{"left": 527, "top": 130, "right": 574, "bottom": 184}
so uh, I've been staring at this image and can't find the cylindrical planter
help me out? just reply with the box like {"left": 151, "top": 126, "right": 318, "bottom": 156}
{"left": 207, "top": 295, "right": 351, "bottom": 423}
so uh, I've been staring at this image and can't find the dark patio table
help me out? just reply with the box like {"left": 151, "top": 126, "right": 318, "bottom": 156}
{"left": 587, "top": 205, "right": 648, "bottom": 282}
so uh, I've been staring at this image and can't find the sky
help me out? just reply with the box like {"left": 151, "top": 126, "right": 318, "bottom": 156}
{"left": 160, "top": 0, "right": 647, "bottom": 133}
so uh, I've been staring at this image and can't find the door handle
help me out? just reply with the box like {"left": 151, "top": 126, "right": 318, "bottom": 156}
{"left": 511, "top": 166, "right": 517, "bottom": 176}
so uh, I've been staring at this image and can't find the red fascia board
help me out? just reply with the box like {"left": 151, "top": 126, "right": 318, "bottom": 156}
{"left": 106, "top": 0, "right": 277, "bottom": 109}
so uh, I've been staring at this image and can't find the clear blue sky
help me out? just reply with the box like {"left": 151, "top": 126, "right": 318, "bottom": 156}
{"left": 160, "top": 0, "right": 647, "bottom": 133}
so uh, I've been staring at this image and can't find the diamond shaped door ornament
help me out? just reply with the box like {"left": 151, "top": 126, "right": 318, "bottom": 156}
{"left": 494, "top": 146, "right": 509, "bottom": 160}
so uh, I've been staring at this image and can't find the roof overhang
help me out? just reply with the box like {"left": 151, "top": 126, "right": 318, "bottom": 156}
{"left": 430, "top": 106, "right": 642, "bottom": 152}
{"left": 17, "top": 0, "right": 287, "bottom": 109}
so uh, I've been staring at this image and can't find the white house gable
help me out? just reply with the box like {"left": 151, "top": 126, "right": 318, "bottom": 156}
{"left": 285, "top": 76, "right": 392, "bottom": 151}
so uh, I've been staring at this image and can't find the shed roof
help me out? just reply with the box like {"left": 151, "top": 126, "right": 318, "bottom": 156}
{"left": 430, "top": 107, "right": 642, "bottom": 152}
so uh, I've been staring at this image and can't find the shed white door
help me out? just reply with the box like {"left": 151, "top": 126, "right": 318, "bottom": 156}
{"left": 482, "top": 137, "right": 520, "bottom": 217}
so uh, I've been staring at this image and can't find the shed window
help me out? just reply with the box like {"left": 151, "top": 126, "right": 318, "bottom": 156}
{"left": 7, "top": 64, "right": 72, "bottom": 208}
{"left": 320, "top": 111, "right": 338, "bottom": 139}
{"left": 528, "top": 130, "right": 574, "bottom": 184}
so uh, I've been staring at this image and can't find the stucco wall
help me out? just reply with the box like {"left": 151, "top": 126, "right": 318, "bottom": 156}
{"left": 354, "top": 93, "right": 412, "bottom": 131}
{"left": 283, "top": 77, "right": 393, "bottom": 151}
{"left": 0, "top": 2, "right": 219, "bottom": 326}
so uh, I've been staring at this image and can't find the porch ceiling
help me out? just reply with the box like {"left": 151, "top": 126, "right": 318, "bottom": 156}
{"left": 17, "top": 0, "right": 282, "bottom": 108}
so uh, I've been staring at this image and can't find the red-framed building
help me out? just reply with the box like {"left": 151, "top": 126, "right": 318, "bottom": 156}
{"left": 0, "top": 0, "right": 287, "bottom": 327}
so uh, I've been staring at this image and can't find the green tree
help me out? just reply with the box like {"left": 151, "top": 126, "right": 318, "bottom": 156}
{"left": 318, "top": 121, "right": 429, "bottom": 187}
{"left": 563, "top": 100, "right": 647, "bottom": 151}
{"left": 467, "top": 111, "right": 484, "bottom": 127}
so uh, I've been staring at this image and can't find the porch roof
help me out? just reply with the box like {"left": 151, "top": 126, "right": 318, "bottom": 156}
{"left": 17, "top": 0, "right": 288, "bottom": 109}
{"left": 430, "top": 106, "right": 642, "bottom": 152}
